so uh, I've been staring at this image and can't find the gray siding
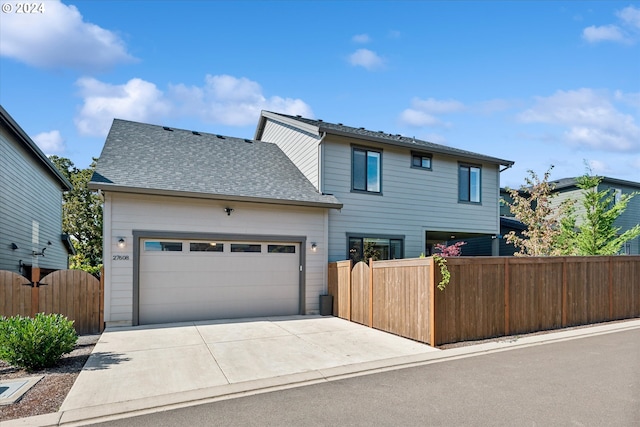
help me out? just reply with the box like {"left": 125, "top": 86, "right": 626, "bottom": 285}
{"left": 260, "top": 119, "right": 321, "bottom": 189}
{"left": 552, "top": 182, "right": 640, "bottom": 255}
{"left": 0, "top": 122, "right": 68, "bottom": 273}
{"left": 601, "top": 182, "right": 640, "bottom": 254}
{"left": 322, "top": 136, "right": 502, "bottom": 261}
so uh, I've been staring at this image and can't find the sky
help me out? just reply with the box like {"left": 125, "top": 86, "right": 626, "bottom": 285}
{"left": 0, "top": 0, "right": 639, "bottom": 188}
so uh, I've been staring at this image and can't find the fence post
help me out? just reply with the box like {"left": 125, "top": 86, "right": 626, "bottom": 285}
{"left": 100, "top": 266, "right": 105, "bottom": 332}
{"left": 504, "top": 258, "right": 510, "bottom": 336}
{"left": 30, "top": 267, "right": 41, "bottom": 317}
{"left": 347, "top": 260, "right": 352, "bottom": 321}
{"left": 562, "top": 258, "right": 567, "bottom": 327}
{"left": 429, "top": 257, "right": 436, "bottom": 347}
{"left": 368, "top": 258, "right": 374, "bottom": 328}
{"left": 608, "top": 257, "right": 613, "bottom": 319}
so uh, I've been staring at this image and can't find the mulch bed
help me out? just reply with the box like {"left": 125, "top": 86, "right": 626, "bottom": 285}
{"left": 0, "top": 335, "right": 99, "bottom": 422}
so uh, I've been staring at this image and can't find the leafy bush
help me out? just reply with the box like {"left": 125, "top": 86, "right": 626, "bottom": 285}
{"left": 0, "top": 313, "right": 78, "bottom": 370}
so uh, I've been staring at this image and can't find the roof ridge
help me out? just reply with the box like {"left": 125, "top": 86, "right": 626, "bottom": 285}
{"left": 265, "top": 111, "right": 514, "bottom": 166}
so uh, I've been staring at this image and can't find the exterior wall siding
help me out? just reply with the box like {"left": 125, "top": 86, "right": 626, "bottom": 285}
{"left": 0, "top": 124, "right": 68, "bottom": 273}
{"left": 259, "top": 119, "right": 321, "bottom": 189}
{"left": 321, "top": 136, "right": 502, "bottom": 261}
{"left": 104, "top": 192, "right": 329, "bottom": 326}
{"left": 602, "top": 182, "right": 640, "bottom": 255}
{"left": 551, "top": 182, "right": 640, "bottom": 255}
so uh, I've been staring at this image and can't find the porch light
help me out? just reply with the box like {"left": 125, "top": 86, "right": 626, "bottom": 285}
{"left": 311, "top": 243, "right": 318, "bottom": 252}
{"left": 117, "top": 237, "right": 126, "bottom": 248}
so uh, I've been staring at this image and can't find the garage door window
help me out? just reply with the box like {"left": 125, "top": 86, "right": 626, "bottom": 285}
{"left": 144, "top": 241, "right": 183, "bottom": 252}
{"left": 268, "top": 244, "right": 296, "bottom": 253}
{"left": 190, "top": 242, "right": 224, "bottom": 252}
{"left": 231, "top": 244, "right": 262, "bottom": 253}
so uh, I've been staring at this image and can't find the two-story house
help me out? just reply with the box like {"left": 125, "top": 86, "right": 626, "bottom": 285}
{"left": 0, "top": 105, "right": 74, "bottom": 276}
{"left": 551, "top": 177, "right": 640, "bottom": 255}
{"left": 92, "top": 113, "right": 514, "bottom": 327}
{"left": 254, "top": 111, "right": 515, "bottom": 261}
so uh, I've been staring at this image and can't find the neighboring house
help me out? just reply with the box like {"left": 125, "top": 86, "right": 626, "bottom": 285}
{"left": 550, "top": 177, "right": 640, "bottom": 255}
{"left": 254, "top": 111, "right": 515, "bottom": 262}
{"left": 0, "top": 105, "right": 74, "bottom": 277}
{"left": 89, "top": 119, "right": 342, "bottom": 327}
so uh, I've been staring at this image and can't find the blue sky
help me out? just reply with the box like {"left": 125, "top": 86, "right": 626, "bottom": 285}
{"left": 1, "top": 0, "right": 638, "bottom": 187}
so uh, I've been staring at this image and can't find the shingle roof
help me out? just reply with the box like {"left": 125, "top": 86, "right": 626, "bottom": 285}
{"left": 552, "top": 176, "right": 640, "bottom": 190}
{"left": 257, "top": 111, "right": 514, "bottom": 167}
{"left": 89, "top": 119, "right": 342, "bottom": 209}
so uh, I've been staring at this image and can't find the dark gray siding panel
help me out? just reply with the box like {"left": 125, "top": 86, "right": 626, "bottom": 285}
{"left": 0, "top": 124, "right": 68, "bottom": 273}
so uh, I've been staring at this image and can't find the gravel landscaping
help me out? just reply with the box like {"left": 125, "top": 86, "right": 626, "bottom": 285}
{"left": 0, "top": 334, "right": 99, "bottom": 422}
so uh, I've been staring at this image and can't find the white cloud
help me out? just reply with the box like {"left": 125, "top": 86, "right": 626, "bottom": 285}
{"left": 399, "top": 97, "right": 465, "bottom": 127}
{"left": 518, "top": 88, "right": 640, "bottom": 152}
{"left": 75, "top": 77, "right": 171, "bottom": 136}
{"left": 614, "top": 90, "right": 640, "bottom": 108}
{"left": 582, "top": 5, "right": 640, "bottom": 44}
{"left": 582, "top": 25, "right": 625, "bottom": 43}
{"left": 585, "top": 159, "right": 612, "bottom": 175}
{"left": 170, "top": 74, "right": 313, "bottom": 126}
{"left": 617, "top": 5, "right": 640, "bottom": 30}
{"left": 348, "top": 49, "right": 384, "bottom": 70}
{"left": 352, "top": 34, "right": 371, "bottom": 43}
{"left": 75, "top": 74, "right": 313, "bottom": 136}
{"left": 0, "top": 0, "right": 135, "bottom": 71}
{"left": 33, "top": 130, "right": 65, "bottom": 154}
{"left": 399, "top": 110, "right": 445, "bottom": 127}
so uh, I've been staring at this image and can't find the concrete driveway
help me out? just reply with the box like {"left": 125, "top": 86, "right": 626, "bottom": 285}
{"left": 59, "top": 315, "right": 439, "bottom": 420}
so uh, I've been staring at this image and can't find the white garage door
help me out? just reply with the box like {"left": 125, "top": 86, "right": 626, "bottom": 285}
{"left": 139, "top": 239, "right": 300, "bottom": 324}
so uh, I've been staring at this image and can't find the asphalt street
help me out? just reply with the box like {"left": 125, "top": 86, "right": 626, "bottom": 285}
{"left": 95, "top": 328, "right": 640, "bottom": 426}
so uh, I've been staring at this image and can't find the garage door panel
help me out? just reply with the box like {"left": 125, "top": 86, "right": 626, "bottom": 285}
{"left": 139, "top": 239, "right": 300, "bottom": 324}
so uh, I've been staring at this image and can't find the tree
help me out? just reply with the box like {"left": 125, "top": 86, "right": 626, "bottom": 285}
{"left": 503, "top": 166, "right": 573, "bottom": 256}
{"left": 561, "top": 174, "right": 640, "bottom": 255}
{"left": 49, "top": 156, "right": 103, "bottom": 273}
{"left": 433, "top": 241, "right": 466, "bottom": 257}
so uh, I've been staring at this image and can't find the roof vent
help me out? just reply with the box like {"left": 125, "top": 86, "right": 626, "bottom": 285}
{"left": 163, "top": 126, "right": 173, "bottom": 131}
{"left": 318, "top": 119, "right": 323, "bottom": 122}
{"left": 192, "top": 131, "right": 201, "bottom": 136}
{"left": 216, "top": 135, "right": 225, "bottom": 139}
{"left": 338, "top": 123, "right": 343, "bottom": 126}
{"left": 244, "top": 139, "right": 253, "bottom": 143}
{"left": 359, "top": 127, "right": 365, "bottom": 130}
{"left": 296, "top": 115, "right": 302, "bottom": 118}
{"left": 378, "top": 130, "right": 384, "bottom": 133}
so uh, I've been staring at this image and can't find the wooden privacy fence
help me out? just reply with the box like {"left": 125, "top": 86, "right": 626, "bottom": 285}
{"left": 0, "top": 268, "right": 104, "bottom": 334}
{"left": 328, "top": 256, "right": 640, "bottom": 346}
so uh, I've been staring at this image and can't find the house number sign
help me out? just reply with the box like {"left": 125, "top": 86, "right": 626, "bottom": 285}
{"left": 113, "top": 255, "right": 130, "bottom": 261}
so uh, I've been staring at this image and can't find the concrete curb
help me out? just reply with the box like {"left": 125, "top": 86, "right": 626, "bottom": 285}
{"left": 3, "top": 319, "right": 639, "bottom": 427}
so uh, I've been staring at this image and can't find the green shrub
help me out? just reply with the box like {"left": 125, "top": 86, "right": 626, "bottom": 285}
{"left": 0, "top": 313, "right": 78, "bottom": 370}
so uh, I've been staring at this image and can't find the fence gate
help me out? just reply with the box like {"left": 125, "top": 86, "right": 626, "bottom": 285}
{"left": 0, "top": 269, "right": 104, "bottom": 335}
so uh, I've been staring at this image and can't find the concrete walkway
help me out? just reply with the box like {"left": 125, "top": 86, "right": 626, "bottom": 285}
{"left": 5, "top": 316, "right": 640, "bottom": 427}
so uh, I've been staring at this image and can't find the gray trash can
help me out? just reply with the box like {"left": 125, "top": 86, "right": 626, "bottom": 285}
{"left": 319, "top": 294, "right": 333, "bottom": 316}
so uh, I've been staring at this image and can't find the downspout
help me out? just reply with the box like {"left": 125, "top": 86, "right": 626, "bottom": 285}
{"left": 495, "top": 163, "right": 513, "bottom": 255}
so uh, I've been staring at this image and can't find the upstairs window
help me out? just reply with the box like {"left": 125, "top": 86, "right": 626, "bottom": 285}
{"left": 352, "top": 147, "right": 381, "bottom": 193}
{"left": 411, "top": 152, "right": 432, "bottom": 170}
{"left": 459, "top": 164, "right": 481, "bottom": 203}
